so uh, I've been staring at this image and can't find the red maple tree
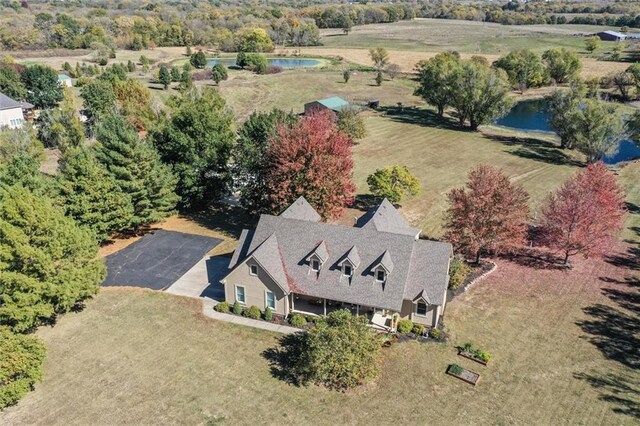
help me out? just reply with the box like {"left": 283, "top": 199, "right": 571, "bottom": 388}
{"left": 265, "top": 109, "right": 356, "bottom": 220}
{"left": 444, "top": 165, "right": 530, "bottom": 263}
{"left": 538, "top": 162, "right": 626, "bottom": 264}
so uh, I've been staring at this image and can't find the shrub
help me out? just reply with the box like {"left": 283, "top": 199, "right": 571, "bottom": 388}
{"left": 214, "top": 302, "right": 230, "bottom": 313}
{"left": 264, "top": 307, "right": 273, "bottom": 321}
{"left": 411, "top": 324, "right": 425, "bottom": 336}
{"left": 429, "top": 328, "right": 444, "bottom": 340}
{"left": 266, "top": 65, "right": 283, "bottom": 74}
{"left": 289, "top": 313, "right": 307, "bottom": 327}
{"left": 244, "top": 53, "right": 268, "bottom": 74}
{"left": 475, "top": 349, "right": 492, "bottom": 362}
{"left": 396, "top": 319, "right": 413, "bottom": 333}
{"left": 449, "top": 255, "right": 472, "bottom": 290}
{"left": 462, "top": 341, "right": 474, "bottom": 353}
{"left": 275, "top": 309, "right": 382, "bottom": 390}
{"left": 449, "top": 364, "right": 464, "bottom": 375}
{"left": 232, "top": 301, "right": 243, "bottom": 315}
{"left": 243, "top": 305, "right": 261, "bottom": 319}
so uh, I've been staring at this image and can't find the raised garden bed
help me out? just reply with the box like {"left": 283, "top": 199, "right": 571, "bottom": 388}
{"left": 458, "top": 350, "right": 488, "bottom": 366}
{"left": 447, "top": 364, "right": 480, "bottom": 386}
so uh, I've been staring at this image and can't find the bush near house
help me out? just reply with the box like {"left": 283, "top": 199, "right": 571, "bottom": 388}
{"left": 289, "top": 314, "right": 307, "bottom": 327}
{"left": 429, "top": 328, "right": 444, "bottom": 340}
{"left": 214, "top": 302, "right": 230, "bottom": 313}
{"left": 263, "top": 307, "right": 273, "bottom": 321}
{"left": 243, "top": 306, "right": 262, "bottom": 320}
{"left": 449, "top": 255, "right": 472, "bottom": 290}
{"left": 411, "top": 324, "right": 425, "bottom": 336}
{"left": 397, "top": 319, "right": 413, "bottom": 333}
{"left": 232, "top": 301, "right": 243, "bottom": 315}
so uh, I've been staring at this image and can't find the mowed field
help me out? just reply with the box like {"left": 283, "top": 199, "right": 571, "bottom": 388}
{"left": 0, "top": 249, "right": 637, "bottom": 425}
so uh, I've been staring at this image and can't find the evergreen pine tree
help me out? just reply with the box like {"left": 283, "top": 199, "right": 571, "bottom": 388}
{"left": 93, "top": 113, "right": 179, "bottom": 229}
{"left": 57, "top": 147, "right": 134, "bottom": 242}
{"left": 0, "top": 185, "right": 105, "bottom": 332}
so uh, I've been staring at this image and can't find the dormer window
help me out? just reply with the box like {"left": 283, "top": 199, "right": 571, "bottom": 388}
{"left": 311, "top": 258, "right": 320, "bottom": 272}
{"left": 249, "top": 264, "right": 258, "bottom": 276}
{"left": 376, "top": 269, "right": 386, "bottom": 282}
{"left": 343, "top": 264, "right": 353, "bottom": 277}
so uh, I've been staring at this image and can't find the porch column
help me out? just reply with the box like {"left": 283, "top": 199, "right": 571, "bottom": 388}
{"left": 356, "top": 305, "right": 359, "bottom": 316}
{"left": 323, "top": 298, "right": 327, "bottom": 315}
{"left": 291, "top": 293, "right": 295, "bottom": 311}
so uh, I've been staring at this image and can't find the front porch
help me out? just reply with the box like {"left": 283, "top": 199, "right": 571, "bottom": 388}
{"left": 290, "top": 293, "right": 396, "bottom": 332}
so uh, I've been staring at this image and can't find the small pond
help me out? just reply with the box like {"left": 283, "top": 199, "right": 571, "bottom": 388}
{"left": 495, "top": 99, "right": 640, "bottom": 164}
{"left": 206, "top": 58, "right": 321, "bottom": 68}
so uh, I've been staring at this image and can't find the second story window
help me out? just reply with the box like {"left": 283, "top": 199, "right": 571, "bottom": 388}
{"left": 343, "top": 264, "right": 353, "bottom": 277}
{"left": 249, "top": 264, "right": 258, "bottom": 276}
{"left": 376, "top": 269, "right": 386, "bottom": 282}
{"left": 311, "top": 259, "right": 320, "bottom": 272}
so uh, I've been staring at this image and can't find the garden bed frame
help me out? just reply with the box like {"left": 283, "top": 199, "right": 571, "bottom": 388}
{"left": 458, "top": 351, "right": 489, "bottom": 366}
{"left": 446, "top": 365, "right": 480, "bottom": 386}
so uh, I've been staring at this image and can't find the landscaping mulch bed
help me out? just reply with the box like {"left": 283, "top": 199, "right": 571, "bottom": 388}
{"left": 458, "top": 351, "right": 488, "bottom": 366}
{"left": 447, "top": 365, "right": 480, "bottom": 386}
{"left": 448, "top": 261, "right": 496, "bottom": 299}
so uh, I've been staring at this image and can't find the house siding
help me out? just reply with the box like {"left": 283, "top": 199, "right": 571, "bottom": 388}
{"left": 399, "top": 299, "right": 439, "bottom": 327}
{"left": 0, "top": 107, "right": 26, "bottom": 129}
{"left": 223, "top": 259, "right": 288, "bottom": 316}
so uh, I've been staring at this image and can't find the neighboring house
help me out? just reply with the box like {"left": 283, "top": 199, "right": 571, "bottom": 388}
{"left": 596, "top": 30, "right": 626, "bottom": 41}
{"left": 304, "top": 96, "right": 349, "bottom": 115}
{"left": 0, "top": 92, "right": 33, "bottom": 129}
{"left": 221, "top": 197, "right": 452, "bottom": 331}
{"left": 57, "top": 73, "right": 73, "bottom": 87}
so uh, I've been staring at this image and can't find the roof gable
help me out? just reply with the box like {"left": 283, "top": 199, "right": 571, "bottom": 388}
{"left": 307, "top": 240, "right": 329, "bottom": 263}
{"left": 280, "top": 196, "right": 321, "bottom": 222}
{"left": 317, "top": 96, "right": 349, "bottom": 111}
{"left": 357, "top": 198, "right": 421, "bottom": 237}
{"left": 373, "top": 250, "right": 394, "bottom": 273}
{"left": 247, "top": 233, "right": 290, "bottom": 293}
{"left": 0, "top": 93, "right": 23, "bottom": 111}
{"left": 337, "top": 245, "right": 360, "bottom": 269}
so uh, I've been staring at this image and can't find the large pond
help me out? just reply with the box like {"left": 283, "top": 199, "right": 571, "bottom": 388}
{"left": 206, "top": 58, "right": 321, "bottom": 68}
{"left": 495, "top": 99, "right": 640, "bottom": 164}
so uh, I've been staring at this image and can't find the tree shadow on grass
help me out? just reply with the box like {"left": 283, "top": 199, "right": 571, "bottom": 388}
{"left": 606, "top": 226, "right": 640, "bottom": 271}
{"left": 575, "top": 277, "right": 640, "bottom": 419}
{"left": 378, "top": 106, "right": 462, "bottom": 131}
{"left": 499, "top": 247, "right": 569, "bottom": 270}
{"left": 262, "top": 332, "right": 309, "bottom": 387}
{"left": 483, "top": 133, "right": 584, "bottom": 167}
{"left": 179, "top": 203, "right": 257, "bottom": 240}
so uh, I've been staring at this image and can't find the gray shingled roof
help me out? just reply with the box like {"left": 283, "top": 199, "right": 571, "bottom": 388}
{"left": 228, "top": 229, "right": 254, "bottom": 270}
{"left": 247, "top": 233, "right": 290, "bottom": 293}
{"left": 307, "top": 240, "right": 329, "bottom": 263}
{"left": 375, "top": 250, "right": 394, "bottom": 273}
{"left": 229, "top": 199, "right": 451, "bottom": 311}
{"left": 338, "top": 245, "right": 361, "bottom": 269}
{"left": 357, "top": 198, "right": 421, "bottom": 237}
{"left": 0, "top": 92, "right": 31, "bottom": 111}
{"left": 280, "top": 196, "right": 322, "bottom": 222}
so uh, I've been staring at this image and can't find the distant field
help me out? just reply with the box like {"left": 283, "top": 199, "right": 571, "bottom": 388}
{"left": 319, "top": 18, "right": 617, "bottom": 54}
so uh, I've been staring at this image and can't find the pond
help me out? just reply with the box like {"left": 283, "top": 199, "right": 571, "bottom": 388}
{"left": 495, "top": 99, "right": 640, "bottom": 164}
{"left": 206, "top": 58, "right": 321, "bottom": 68}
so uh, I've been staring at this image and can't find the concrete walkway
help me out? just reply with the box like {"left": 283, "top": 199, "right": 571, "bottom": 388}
{"left": 200, "top": 298, "right": 300, "bottom": 334}
{"left": 165, "top": 256, "right": 299, "bottom": 334}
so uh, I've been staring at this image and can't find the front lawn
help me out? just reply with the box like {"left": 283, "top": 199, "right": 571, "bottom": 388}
{"left": 1, "top": 253, "right": 637, "bottom": 425}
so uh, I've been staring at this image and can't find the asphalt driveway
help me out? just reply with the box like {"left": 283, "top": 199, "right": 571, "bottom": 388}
{"left": 103, "top": 230, "right": 222, "bottom": 290}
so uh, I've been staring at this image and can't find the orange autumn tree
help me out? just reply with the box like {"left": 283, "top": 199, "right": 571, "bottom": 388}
{"left": 266, "top": 109, "right": 355, "bottom": 220}
{"left": 444, "top": 165, "right": 530, "bottom": 263}
{"left": 539, "top": 162, "right": 626, "bottom": 264}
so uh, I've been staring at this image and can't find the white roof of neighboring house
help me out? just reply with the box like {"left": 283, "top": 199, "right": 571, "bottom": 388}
{"left": 57, "top": 73, "right": 71, "bottom": 80}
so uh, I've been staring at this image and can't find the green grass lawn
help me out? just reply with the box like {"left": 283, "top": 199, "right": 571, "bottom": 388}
{"left": 1, "top": 248, "right": 637, "bottom": 425}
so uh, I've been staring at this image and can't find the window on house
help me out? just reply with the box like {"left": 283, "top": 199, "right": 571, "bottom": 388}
{"left": 376, "top": 269, "right": 386, "bottom": 282}
{"left": 311, "top": 259, "right": 320, "bottom": 272}
{"left": 249, "top": 264, "right": 258, "bottom": 276}
{"left": 236, "top": 286, "right": 246, "bottom": 304}
{"left": 343, "top": 264, "right": 353, "bottom": 277}
{"left": 265, "top": 291, "right": 276, "bottom": 309}
{"left": 416, "top": 302, "right": 428, "bottom": 316}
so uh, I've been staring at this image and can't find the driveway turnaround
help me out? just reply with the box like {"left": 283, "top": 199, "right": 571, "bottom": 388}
{"left": 103, "top": 230, "right": 221, "bottom": 290}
